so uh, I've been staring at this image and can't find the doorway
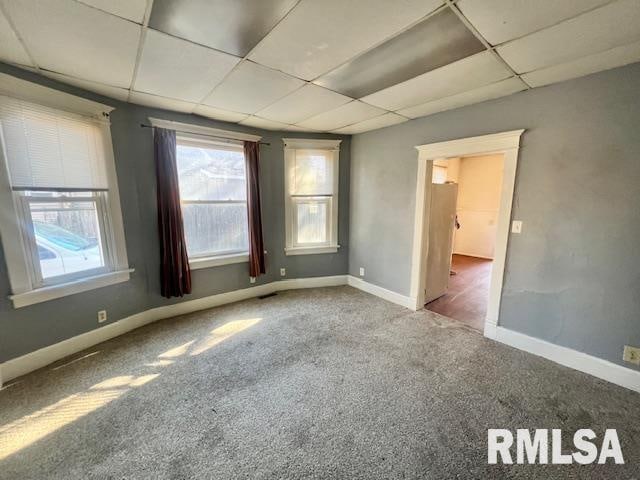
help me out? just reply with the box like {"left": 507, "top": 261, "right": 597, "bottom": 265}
{"left": 425, "top": 154, "right": 504, "bottom": 331}
{"left": 409, "top": 130, "right": 524, "bottom": 338}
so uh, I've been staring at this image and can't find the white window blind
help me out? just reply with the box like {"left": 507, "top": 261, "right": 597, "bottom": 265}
{"left": 284, "top": 139, "right": 340, "bottom": 255}
{"left": 291, "top": 150, "right": 334, "bottom": 196}
{"left": 0, "top": 95, "right": 109, "bottom": 190}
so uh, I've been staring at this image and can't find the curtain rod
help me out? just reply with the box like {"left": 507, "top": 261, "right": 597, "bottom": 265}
{"left": 140, "top": 124, "right": 270, "bottom": 146}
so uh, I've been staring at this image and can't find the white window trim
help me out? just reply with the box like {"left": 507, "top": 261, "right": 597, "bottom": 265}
{"left": 0, "top": 83, "right": 131, "bottom": 308}
{"left": 9, "top": 269, "right": 134, "bottom": 308}
{"left": 189, "top": 253, "right": 249, "bottom": 270}
{"left": 283, "top": 138, "right": 341, "bottom": 256}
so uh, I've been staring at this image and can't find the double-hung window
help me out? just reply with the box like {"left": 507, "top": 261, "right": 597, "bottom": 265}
{"left": 0, "top": 92, "right": 129, "bottom": 308}
{"left": 175, "top": 135, "right": 249, "bottom": 267}
{"left": 284, "top": 139, "right": 341, "bottom": 255}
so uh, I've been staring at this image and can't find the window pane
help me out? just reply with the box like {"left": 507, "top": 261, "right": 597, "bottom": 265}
{"left": 29, "top": 200, "right": 105, "bottom": 279}
{"left": 296, "top": 200, "right": 328, "bottom": 245}
{"left": 432, "top": 165, "right": 447, "bottom": 184}
{"left": 182, "top": 203, "right": 248, "bottom": 257}
{"left": 176, "top": 144, "right": 246, "bottom": 201}
{"left": 293, "top": 151, "right": 333, "bottom": 195}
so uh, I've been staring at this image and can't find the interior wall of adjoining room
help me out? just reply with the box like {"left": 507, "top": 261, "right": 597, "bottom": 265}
{"left": 349, "top": 62, "right": 640, "bottom": 369}
{"left": 0, "top": 62, "right": 350, "bottom": 363}
{"left": 453, "top": 154, "right": 504, "bottom": 259}
{"left": 431, "top": 157, "right": 460, "bottom": 184}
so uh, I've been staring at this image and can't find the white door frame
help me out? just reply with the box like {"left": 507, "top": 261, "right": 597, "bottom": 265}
{"left": 410, "top": 130, "right": 525, "bottom": 338}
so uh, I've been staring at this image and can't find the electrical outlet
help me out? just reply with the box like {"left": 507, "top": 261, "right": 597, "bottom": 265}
{"left": 359, "top": 267, "right": 365, "bottom": 276}
{"left": 623, "top": 345, "right": 640, "bottom": 365}
{"left": 280, "top": 268, "right": 286, "bottom": 277}
{"left": 249, "top": 277, "right": 256, "bottom": 284}
{"left": 511, "top": 220, "right": 523, "bottom": 234}
{"left": 97, "top": 310, "right": 107, "bottom": 323}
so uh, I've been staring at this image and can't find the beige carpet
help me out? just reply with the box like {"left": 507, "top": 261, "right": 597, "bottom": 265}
{"left": 1, "top": 286, "right": 639, "bottom": 479}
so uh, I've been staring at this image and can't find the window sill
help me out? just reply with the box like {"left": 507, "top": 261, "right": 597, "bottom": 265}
{"left": 189, "top": 252, "right": 249, "bottom": 270}
{"left": 9, "top": 268, "right": 134, "bottom": 309}
{"left": 285, "top": 245, "right": 340, "bottom": 256}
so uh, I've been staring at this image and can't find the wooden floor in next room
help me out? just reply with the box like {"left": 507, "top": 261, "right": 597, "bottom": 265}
{"left": 426, "top": 254, "right": 492, "bottom": 331}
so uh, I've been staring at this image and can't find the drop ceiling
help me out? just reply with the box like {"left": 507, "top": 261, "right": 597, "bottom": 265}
{"left": 0, "top": 0, "right": 638, "bottom": 134}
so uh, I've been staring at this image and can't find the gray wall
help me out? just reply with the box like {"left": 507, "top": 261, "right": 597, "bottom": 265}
{"left": 0, "top": 63, "right": 350, "bottom": 362}
{"left": 349, "top": 62, "right": 640, "bottom": 368}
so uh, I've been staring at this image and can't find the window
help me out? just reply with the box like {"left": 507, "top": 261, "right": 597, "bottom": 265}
{"left": 432, "top": 165, "right": 448, "bottom": 184}
{"left": 176, "top": 136, "right": 249, "bottom": 263}
{"left": 0, "top": 93, "right": 130, "bottom": 308}
{"left": 19, "top": 191, "right": 108, "bottom": 282}
{"left": 284, "top": 138, "right": 341, "bottom": 255}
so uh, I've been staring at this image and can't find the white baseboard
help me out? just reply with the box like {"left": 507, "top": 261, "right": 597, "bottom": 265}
{"left": 8, "top": 277, "right": 635, "bottom": 396}
{"left": 347, "top": 275, "right": 416, "bottom": 310}
{"left": 0, "top": 275, "right": 348, "bottom": 385}
{"left": 483, "top": 321, "right": 498, "bottom": 339}
{"left": 491, "top": 326, "right": 640, "bottom": 394}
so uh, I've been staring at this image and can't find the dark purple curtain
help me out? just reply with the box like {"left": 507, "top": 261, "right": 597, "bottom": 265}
{"left": 244, "top": 141, "right": 266, "bottom": 277}
{"left": 154, "top": 128, "right": 191, "bottom": 297}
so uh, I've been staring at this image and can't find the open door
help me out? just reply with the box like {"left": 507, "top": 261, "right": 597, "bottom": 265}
{"left": 424, "top": 183, "right": 457, "bottom": 304}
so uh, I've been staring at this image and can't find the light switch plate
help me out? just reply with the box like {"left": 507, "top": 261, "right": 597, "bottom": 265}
{"left": 511, "top": 220, "right": 523, "bottom": 234}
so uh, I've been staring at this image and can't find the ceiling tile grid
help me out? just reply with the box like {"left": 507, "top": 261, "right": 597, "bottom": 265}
{"left": 0, "top": 0, "right": 638, "bottom": 134}
{"left": 1, "top": 0, "right": 141, "bottom": 88}
{"left": 360, "top": 51, "right": 513, "bottom": 111}
{"left": 203, "top": 61, "right": 305, "bottom": 114}
{"left": 331, "top": 112, "right": 408, "bottom": 135}
{"left": 254, "top": 83, "right": 352, "bottom": 125}
{"left": 457, "top": 0, "right": 612, "bottom": 46}
{"left": 133, "top": 29, "right": 240, "bottom": 102}
{"left": 398, "top": 77, "right": 527, "bottom": 119}
{"left": 0, "top": 10, "right": 33, "bottom": 67}
{"left": 77, "top": 0, "right": 148, "bottom": 24}
{"left": 495, "top": 0, "right": 640, "bottom": 74}
{"left": 297, "top": 101, "right": 387, "bottom": 131}
{"left": 247, "top": 0, "right": 444, "bottom": 81}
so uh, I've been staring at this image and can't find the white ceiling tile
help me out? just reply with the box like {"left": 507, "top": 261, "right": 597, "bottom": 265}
{"left": 496, "top": 0, "right": 640, "bottom": 73}
{"left": 78, "top": 0, "right": 148, "bottom": 23}
{"left": 239, "top": 116, "right": 289, "bottom": 131}
{"left": 282, "top": 125, "right": 317, "bottom": 132}
{"left": 193, "top": 104, "right": 249, "bottom": 123}
{"left": 331, "top": 112, "right": 407, "bottom": 134}
{"left": 248, "top": 0, "right": 443, "bottom": 80}
{"left": 203, "top": 61, "right": 304, "bottom": 114}
{"left": 0, "top": 10, "right": 33, "bottom": 66}
{"left": 296, "top": 101, "right": 387, "bottom": 131}
{"left": 2, "top": 0, "right": 140, "bottom": 88}
{"left": 457, "top": 0, "right": 610, "bottom": 45}
{"left": 40, "top": 71, "right": 130, "bottom": 101}
{"left": 398, "top": 77, "right": 526, "bottom": 119}
{"left": 361, "top": 52, "right": 511, "bottom": 111}
{"left": 130, "top": 91, "right": 195, "bottom": 113}
{"left": 135, "top": 29, "right": 240, "bottom": 103}
{"left": 255, "top": 84, "right": 352, "bottom": 124}
{"left": 521, "top": 40, "right": 640, "bottom": 87}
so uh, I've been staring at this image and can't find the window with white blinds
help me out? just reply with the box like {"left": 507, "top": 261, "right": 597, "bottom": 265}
{"left": 0, "top": 96, "right": 109, "bottom": 191}
{"left": 284, "top": 139, "right": 340, "bottom": 255}
{"left": 0, "top": 91, "right": 129, "bottom": 307}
